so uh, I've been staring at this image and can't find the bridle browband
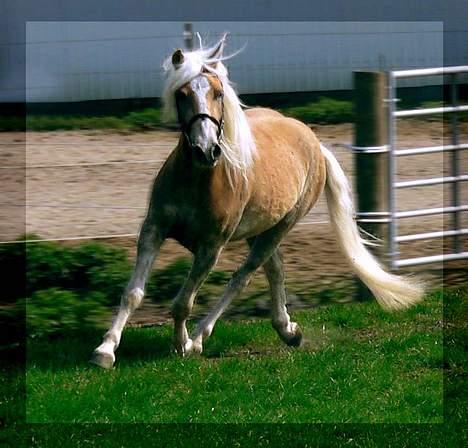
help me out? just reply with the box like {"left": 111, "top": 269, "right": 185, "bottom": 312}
{"left": 176, "top": 74, "right": 225, "bottom": 148}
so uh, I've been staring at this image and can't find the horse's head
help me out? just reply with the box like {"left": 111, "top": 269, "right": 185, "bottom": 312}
{"left": 171, "top": 38, "right": 226, "bottom": 167}
{"left": 163, "top": 34, "right": 256, "bottom": 181}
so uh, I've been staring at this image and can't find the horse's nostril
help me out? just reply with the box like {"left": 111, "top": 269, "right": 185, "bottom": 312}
{"left": 192, "top": 145, "right": 207, "bottom": 163}
{"left": 192, "top": 144, "right": 220, "bottom": 166}
{"left": 212, "top": 144, "right": 222, "bottom": 160}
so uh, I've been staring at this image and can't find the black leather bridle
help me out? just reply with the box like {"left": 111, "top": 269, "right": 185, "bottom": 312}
{"left": 176, "top": 75, "right": 225, "bottom": 148}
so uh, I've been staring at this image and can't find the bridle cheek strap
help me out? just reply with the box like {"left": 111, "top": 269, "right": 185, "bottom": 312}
{"left": 177, "top": 76, "right": 225, "bottom": 148}
{"left": 182, "top": 113, "right": 224, "bottom": 142}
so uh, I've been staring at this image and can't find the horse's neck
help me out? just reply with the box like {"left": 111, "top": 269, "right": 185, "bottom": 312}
{"left": 173, "top": 139, "right": 215, "bottom": 184}
{"left": 171, "top": 138, "right": 247, "bottom": 198}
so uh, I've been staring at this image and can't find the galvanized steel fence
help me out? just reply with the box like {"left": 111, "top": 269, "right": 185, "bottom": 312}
{"left": 353, "top": 66, "right": 468, "bottom": 270}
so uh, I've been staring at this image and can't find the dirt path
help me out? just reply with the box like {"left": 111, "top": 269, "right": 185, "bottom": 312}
{"left": 1, "top": 120, "right": 466, "bottom": 324}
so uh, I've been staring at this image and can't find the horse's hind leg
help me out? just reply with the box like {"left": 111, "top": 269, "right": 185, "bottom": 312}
{"left": 262, "top": 249, "right": 303, "bottom": 346}
{"left": 190, "top": 221, "right": 298, "bottom": 353}
{"left": 90, "top": 221, "right": 163, "bottom": 368}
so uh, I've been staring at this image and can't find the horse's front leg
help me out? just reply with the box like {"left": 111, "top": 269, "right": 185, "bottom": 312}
{"left": 90, "top": 220, "right": 163, "bottom": 368}
{"left": 171, "top": 245, "right": 223, "bottom": 356}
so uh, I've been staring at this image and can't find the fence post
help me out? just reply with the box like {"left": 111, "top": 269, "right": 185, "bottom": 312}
{"left": 353, "top": 71, "right": 390, "bottom": 300}
{"left": 183, "top": 23, "right": 194, "bottom": 50}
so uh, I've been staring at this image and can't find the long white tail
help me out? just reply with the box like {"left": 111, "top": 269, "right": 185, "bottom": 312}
{"left": 321, "top": 144, "right": 424, "bottom": 310}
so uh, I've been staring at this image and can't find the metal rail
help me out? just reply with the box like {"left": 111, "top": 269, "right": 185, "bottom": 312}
{"left": 394, "top": 105, "right": 468, "bottom": 117}
{"left": 392, "top": 66, "right": 468, "bottom": 78}
{"left": 395, "top": 252, "right": 468, "bottom": 268}
{"left": 387, "top": 65, "right": 468, "bottom": 269}
{"left": 395, "top": 143, "right": 468, "bottom": 156}
{"left": 396, "top": 229, "right": 468, "bottom": 243}
{"left": 395, "top": 175, "right": 468, "bottom": 189}
{"left": 395, "top": 205, "right": 468, "bottom": 219}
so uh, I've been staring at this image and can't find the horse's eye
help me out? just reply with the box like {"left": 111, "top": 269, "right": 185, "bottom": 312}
{"left": 214, "top": 90, "right": 224, "bottom": 100}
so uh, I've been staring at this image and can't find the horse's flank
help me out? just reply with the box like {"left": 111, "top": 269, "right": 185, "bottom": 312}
{"left": 147, "top": 107, "right": 326, "bottom": 251}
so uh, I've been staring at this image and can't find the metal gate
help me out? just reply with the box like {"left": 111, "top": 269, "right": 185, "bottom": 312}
{"left": 386, "top": 66, "right": 468, "bottom": 269}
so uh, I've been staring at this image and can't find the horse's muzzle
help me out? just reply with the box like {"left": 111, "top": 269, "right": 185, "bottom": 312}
{"left": 193, "top": 143, "right": 222, "bottom": 167}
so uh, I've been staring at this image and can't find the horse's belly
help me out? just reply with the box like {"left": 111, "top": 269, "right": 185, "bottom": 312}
{"left": 231, "top": 205, "right": 286, "bottom": 240}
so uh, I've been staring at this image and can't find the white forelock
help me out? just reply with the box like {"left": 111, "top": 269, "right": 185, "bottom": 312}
{"left": 162, "top": 37, "right": 256, "bottom": 184}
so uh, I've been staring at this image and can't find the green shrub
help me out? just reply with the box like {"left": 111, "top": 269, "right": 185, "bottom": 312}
{"left": 25, "top": 241, "right": 76, "bottom": 298}
{"left": 0, "top": 240, "right": 26, "bottom": 303}
{"left": 124, "top": 108, "right": 162, "bottom": 129}
{"left": 0, "top": 303, "right": 24, "bottom": 346}
{"left": 26, "top": 115, "right": 128, "bottom": 131}
{"left": 207, "top": 269, "right": 231, "bottom": 286}
{"left": 0, "top": 116, "right": 25, "bottom": 131}
{"left": 17, "top": 109, "right": 163, "bottom": 131}
{"left": 26, "top": 288, "right": 110, "bottom": 338}
{"left": 146, "top": 257, "right": 232, "bottom": 303}
{"left": 146, "top": 258, "right": 192, "bottom": 301}
{"left": 68, "top": 243, "right": 131, "bottom": 305}
{"left": 0, "top": 238, "right": 131, "bottom": 304}
{"left": 3, "top": 235, "right": 234, "bottom": 327}
{"left": 282, "top": 97, "right": 354, "bottom": 124}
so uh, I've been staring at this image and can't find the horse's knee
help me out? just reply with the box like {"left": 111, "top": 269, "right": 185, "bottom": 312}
{"left": 171, "top": 298, "right": 191, "bottom": 321}
{"left": 124, "top": 287, "right": 144, "bottom": 312}
{"left": 231, "top": 267, "right": 254, "bottom": 290}
{"left": 265, "top": 260, "right": 284, "bottom": 280}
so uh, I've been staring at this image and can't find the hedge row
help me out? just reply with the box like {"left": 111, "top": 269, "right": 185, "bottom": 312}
{"left": 0, "top": 97, "right": 355, "bottom": 131}
{"left": 0, "top": 108, "right": 163, "bottom": 132}
{"left": 0, "top": 235, "right": 229, "bottom": 338}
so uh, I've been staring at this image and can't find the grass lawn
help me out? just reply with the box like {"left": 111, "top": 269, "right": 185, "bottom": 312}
{"left": 26, "top": 291, "right": 445, "bottom": 424}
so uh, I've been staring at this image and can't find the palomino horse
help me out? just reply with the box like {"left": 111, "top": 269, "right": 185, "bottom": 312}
{"left": 91, "top": 35, "right": 423, "bottom": 368}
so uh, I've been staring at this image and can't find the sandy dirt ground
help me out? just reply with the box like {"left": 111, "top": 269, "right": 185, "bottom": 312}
{"left": 1, "top": 120, "right": 466, "bottom": 324}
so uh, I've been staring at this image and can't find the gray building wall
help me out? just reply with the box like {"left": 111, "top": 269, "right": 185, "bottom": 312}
{"left": 2, "top": 20, "right": 463, "bottom": 103}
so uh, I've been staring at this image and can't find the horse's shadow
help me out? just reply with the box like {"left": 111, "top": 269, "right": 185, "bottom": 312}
{"left": 27, "top": 325, "right": 255, "bottom": 371}
{"left": 27, "top": 328, "right": 175, "bottom": 371}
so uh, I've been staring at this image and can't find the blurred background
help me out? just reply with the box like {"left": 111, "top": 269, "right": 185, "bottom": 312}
{"left": 3, "top": 22, "right": 455, "bottom": 108}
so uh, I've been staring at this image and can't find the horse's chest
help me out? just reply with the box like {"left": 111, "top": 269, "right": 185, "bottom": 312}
{"left": 165, "top": 200, "right": 235, "bottom": 250}
{"left": 232, "top": 200, "right": 289, "bottom": 240}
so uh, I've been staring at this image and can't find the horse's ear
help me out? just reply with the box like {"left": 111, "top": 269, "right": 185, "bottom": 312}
{"left": 206, "top": 33, "right": 228, "bottom": 64}
{"left": 172, "top": 49, "right": 184, "bottom": 69}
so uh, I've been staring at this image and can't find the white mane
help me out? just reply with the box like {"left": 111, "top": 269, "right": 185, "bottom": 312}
{"left": 162, "top": 37, "right": 256, "bottom": 184}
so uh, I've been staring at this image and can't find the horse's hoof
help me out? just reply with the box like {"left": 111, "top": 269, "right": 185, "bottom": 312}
{"left": 183, "top": 338, "right": 194, "bottom": 355}
{"left": 175, "top": 338, "right": 203, "bottom": 356}
{"left": 286, "top": 328, "right": 303, "bottom": 347}
{"left": 173, "top": 338, "right": 192, "bottom": 357}
{"left": 283, "top": 323, "right": 303, "bottom": 347}
{"left": 191, "top": 338, "right": 203, "bottom": 354}
{"left": 90, "top": 350, "right": 115, "bottom": 369}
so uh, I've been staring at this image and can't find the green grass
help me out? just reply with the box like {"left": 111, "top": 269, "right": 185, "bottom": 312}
{"left": 280, "top": 97, "right": 354, "bottom": 124}
{"left": 26, "top": 291, "right": 445, "bottom": 424}
{"left": 0, "top": 108, "right": 163, "bottom": 132}
{"left": 3, "top": 97, "right": 466, "bottom": 132}
{"left": 1, "top": 97, "right": 354, "bottom": 131}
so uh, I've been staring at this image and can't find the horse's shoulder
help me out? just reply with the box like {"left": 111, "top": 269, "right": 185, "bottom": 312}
{"left": 246, "top": 107, "right": 309, "bottom": 129}
{"left": 245, "top": 107, "right": 284, "bottom": 120}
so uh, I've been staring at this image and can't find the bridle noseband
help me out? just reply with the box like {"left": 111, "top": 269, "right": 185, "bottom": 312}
{"left": 177, "top": 75, "right": 225, "bottom": 148}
